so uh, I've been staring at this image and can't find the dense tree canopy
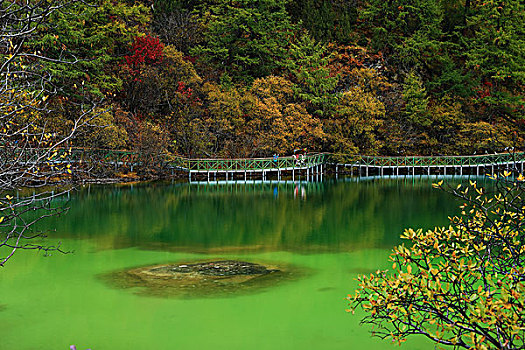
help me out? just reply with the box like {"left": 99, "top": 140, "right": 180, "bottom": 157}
{"left": 1, "top": 0, "right": 523, "bottom": 159}
{"left": 191, "top": 0, "right": 296, "bottom": 82}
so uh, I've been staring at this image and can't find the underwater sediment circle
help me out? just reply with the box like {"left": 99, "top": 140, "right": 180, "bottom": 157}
{"left": 100, "top": 259, "right": 300, "bottom": 298}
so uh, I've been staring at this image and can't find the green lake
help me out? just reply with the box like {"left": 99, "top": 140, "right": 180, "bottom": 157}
{"left": 0, "top": 177, "right": 476, "bottom": 350}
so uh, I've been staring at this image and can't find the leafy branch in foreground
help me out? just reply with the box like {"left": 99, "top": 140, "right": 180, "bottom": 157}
{"left": 348, "top": 173, "right": 525, "bottom": 349}
{"left": 0, "top": 0, "right": 99, "bottom": 266}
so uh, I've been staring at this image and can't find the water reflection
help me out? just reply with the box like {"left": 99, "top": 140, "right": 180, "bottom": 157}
{"left": 31, "top": 177, "right": 478, "bottom": 254}
{"left": 0, "top": 176, "right": 495, "bottom": 350}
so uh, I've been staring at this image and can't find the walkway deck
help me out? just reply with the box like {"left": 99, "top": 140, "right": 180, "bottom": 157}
{"left": 11, "top": 148, "right": 524, "bottom": 180}
{"left": 170, "top": 153, "right": 328, "bottom": 181}
{"left": 336, "top": 152, "right": 525, "bottom": 177}
{"left": 168, "top": 152, "right": 524, "bottom": 180}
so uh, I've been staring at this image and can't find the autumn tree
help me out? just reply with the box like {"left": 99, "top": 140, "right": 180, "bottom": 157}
{"left": 121, "top": 34, "right": 166, "bottom": 115}
{"left": 242, "top": 76, "right": 325, "bottom": 156}
{"left": 167, "top": 79, "right": 209, "bottom": 158}
{"left": 322, "top": 51, "right": 393, "bottom": 157}
{"left": 200, "top": 82, "right": 247, "bottom": 157}
{"left": 24, "top": 0, "right": 150, "bottom": 152}
{"left": 119, "top": 37, "right": 207, "bottom": 158}
{"left": 327, "top": 75, "right": 385, "bottom": 157}
{"left": 349, "top": 173, "right": 525, "bottom": 349}
{"left": 121, "top": 37, "right": 201, "bottom": 116}
{"left": 456, "top": 119, "right": 521, "bottom": 155}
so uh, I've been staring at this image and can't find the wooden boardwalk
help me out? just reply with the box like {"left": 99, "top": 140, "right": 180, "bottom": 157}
{"left": 170, "top": 153, "right": 328, "bottom": 181}
{"left": 10, "top": 148, "right": 524, "bottom": 180}
{"left": 169, "top": 152, "right": 525, "bottom": 181}
{"left": 335, "top": 152, "right": 525, "bottom": 177}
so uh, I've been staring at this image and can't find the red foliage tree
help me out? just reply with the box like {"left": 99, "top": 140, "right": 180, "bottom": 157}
{"left": 125, "top": 35, "right": 164, "bottom": 69}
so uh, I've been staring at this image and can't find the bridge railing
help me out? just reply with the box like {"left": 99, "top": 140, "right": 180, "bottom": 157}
{"left": 169, "top": 153, "right": 329, "bottom": 171}
{"left": 4, "top": 147, "right": 522, "bottom": 171}
{"left": 334, "top": 152, "right": 525, "bottom": 167}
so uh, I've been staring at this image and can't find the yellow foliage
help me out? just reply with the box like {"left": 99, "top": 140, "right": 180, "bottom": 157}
{"left": 241, "top": 76, "right": 326, "bottom": 156}
{"left": 349, "top": 180, "right": 525, "bottom": 349}
{"left": 328, "top": 86, "right": 385, "bottom": 156}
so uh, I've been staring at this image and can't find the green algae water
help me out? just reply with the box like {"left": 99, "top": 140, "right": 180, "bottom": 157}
{"left": 0, "top": 178, "right": 474, "bottom": 350}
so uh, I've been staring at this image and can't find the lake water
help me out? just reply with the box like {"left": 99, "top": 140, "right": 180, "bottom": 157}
{"left": 0, "top": 177, "right": 472, "bottom": 350}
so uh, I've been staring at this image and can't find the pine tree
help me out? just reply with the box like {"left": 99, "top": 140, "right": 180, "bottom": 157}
{"left": 403, "top": 70, "right": 430, "bottom": 127}
{"left": 191, "top": 0, "right": 295, "bottom": 82}
{"left": 281, "top": 34, "right": 339, "bottom": 117}
{"left": 462, "top": 0, "right": 525, "bottom": 122}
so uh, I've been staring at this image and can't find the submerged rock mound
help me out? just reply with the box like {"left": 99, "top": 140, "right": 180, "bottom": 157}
{"left": 100, "top": 259, "right": 298, "bottom": 298}
{"left": 149, "top": 260, "right": 279, "bottom": 277}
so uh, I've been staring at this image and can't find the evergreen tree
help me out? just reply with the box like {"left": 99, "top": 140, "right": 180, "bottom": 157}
{"left": 360, "top": 0, "right": 443, "bottom": 59}
{"left": 152, "top": 0, "right": 204, "bottom": 53}
{"left": 287, "top": 0, "right": 358, "bottom": 44}
{"left": 462, "top": 0, "right": 525, "bottom": 123}
{"left": 403, "top": 70, "right": 430, "bottom": 127}
{"left": 191, "top": 0, "right": 296, "bottom": 82}
{"left": 281, "top": 34, "right": 339, "bottom": 117}
{"left": 29, "top": 0, "right": 150, "bottom": 98}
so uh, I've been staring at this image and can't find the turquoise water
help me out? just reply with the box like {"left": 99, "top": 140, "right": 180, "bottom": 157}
{"left": 0, "top": 178, "right": 468, "bottom": 350}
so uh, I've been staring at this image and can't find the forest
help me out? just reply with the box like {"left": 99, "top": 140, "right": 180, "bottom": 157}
{"left": 3, "top": 0, "right": 524, "bottom": 159}
{"left": 2, "top": 3, "right": 525, "bottom": 348}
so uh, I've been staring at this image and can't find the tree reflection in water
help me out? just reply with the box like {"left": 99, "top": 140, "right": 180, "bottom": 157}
{"left": 35, "top": 177, "right": 488, "bottom": 253}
